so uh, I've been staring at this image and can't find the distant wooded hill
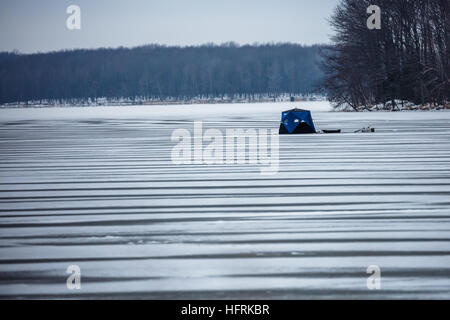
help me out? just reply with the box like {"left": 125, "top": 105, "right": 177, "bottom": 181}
{"left": 0, "top": 43, "right": 325, "bottom": 104}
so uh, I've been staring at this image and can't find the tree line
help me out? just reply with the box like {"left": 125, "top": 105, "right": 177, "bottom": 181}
{"left": 0, "top": 43, "right": 325, "bottom": 105}
{"left": 322, "top": 0, "right": 449, "bottom": 110}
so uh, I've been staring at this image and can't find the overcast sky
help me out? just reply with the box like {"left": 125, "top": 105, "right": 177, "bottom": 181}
{"left": 0, "top": 0, "right": 340, "bottom": 53}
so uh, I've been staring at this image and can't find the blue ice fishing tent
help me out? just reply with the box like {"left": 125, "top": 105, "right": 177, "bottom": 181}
{"left": 279, "top": 108, "right": 316, "bottom": 134}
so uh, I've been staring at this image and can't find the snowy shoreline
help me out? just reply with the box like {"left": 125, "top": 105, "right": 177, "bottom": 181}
{"left": 1, "top": 99, "right": 448, "bottom": 112}
{"left": 333, "top": 100, "right": 450, "bottom": 112}
{"left": 0, "top": 94, "right": 326, "bottom": 109}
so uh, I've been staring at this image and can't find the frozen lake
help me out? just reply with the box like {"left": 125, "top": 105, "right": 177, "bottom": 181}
{"left": 1, "top": 101, "right": 450, "bottom": 299}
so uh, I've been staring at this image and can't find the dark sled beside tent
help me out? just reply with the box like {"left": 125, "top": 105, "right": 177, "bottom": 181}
{"left": 279, "top": 109, "right": 316, "bottom": 134}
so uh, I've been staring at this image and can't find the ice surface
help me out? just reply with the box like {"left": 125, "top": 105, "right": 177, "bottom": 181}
{"left": 0, "top": 102, "right": 450, "bottom": 299}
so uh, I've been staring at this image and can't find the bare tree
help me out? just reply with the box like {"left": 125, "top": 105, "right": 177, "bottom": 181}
{"left": 322, "top": 0, "right": 449, "bottom": 110}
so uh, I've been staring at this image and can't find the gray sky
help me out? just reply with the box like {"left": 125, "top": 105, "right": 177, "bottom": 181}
{"left": 0, "top": 0, "right": 339, "bottom": 53}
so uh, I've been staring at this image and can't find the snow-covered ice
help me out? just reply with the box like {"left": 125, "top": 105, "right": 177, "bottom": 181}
{"left": 0, "top": 101, "right": 450, "bottom": 299}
